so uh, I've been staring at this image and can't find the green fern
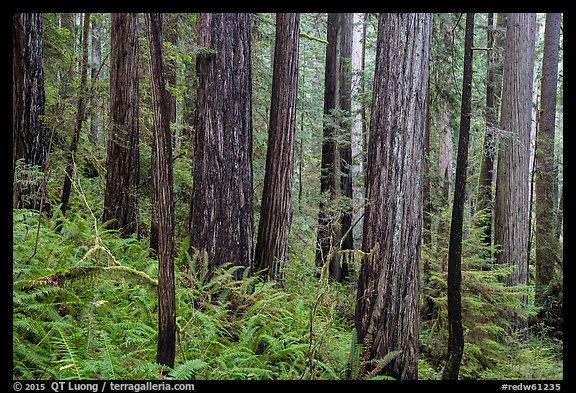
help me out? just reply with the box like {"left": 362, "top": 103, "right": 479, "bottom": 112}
{"left": 167, "top": 359, "right": 209, "bottom": 380}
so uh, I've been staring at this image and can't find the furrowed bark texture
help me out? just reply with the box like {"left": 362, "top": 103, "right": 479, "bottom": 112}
{"left": 190, "top": 13, "right": 254, "bottom": 279}
{"left": 535, "top": 13, "right": 561, "bottom": 301}
{"left": 13, "top": 13, "right": 48, "bottom": 210}
{"left": 145, "top": 13, "right": 176, "bottom": 369}
{"left": 494, "top": 13, "right": 536, "bottom": 335}
{"left": 254, "top": 13, "right": 300, "bottom": 280}
{"left": 103, "top": 13, "right": 140, "bottom": 237}
{"left": 316, "top": 13, "right": 354, "bottom": 281}
{"left": 355, "top": 13, "right": 431, "bottom": 380}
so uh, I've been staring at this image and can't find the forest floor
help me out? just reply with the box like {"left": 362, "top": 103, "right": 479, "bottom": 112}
{"left": 13, "top": 206, "right": 563, "bottom": 380}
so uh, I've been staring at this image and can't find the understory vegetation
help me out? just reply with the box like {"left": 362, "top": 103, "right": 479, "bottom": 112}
{"left": 13, "top": 200, "right": 562, "bottom": 380}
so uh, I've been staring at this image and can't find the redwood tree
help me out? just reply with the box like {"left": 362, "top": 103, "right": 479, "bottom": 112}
{"left": 535, "top": 13, "right": 561, "bottom": 302}
{"left": 354, "top": 13, "right": 431, "bottom": 380}
{"left": 13, "top": 13, "right": 48, "bottom": 210}
{"left": 316, "top": 13, "right": 354, "bottom": 281}
{"left": 145, "top": 12, "right": 176, "bottom": 369}
{"left": 253, "top": 13, "right": 300, "bottom": 280}
{"left": 494, "top": 12, "right": 536, "bottom": 336}
{"left": 103, "top": 13, "right": 140, "bottom": 237}
{"left": 189, "top": 13, "right": 254, "bottom": 279}
{"left": 475, "top": 13, "right": 506, "bottom": 247}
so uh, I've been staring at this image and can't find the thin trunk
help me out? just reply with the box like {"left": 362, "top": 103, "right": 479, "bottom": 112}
{"left": 555, "top": 186, "right": 563, "bottom": 240}
{"left": 355, "top": 13, "right": 431, "bottom": 380}
{"left": 360, "top": 13, "right": 368, "bottom": 163}
{"left": 443, "top": 13, "right": 474, "bottom": 381}
{"left": 254, "top": 13, "right": 300, "bottom": 281}
{"left": 163, "top": 13, "right": 179, "bottom": 153}
{"left": 60, "top": 13, "right": 90, "bottom": 217}
{"left": 351, "top": 12, "right": 365, "bottom": 248}
{"left": 316, "top": 13, "right": 354, "bottom": 282}
{"left": 422, "top": 82, "right": 434, "bottom": 321}
{"left": 535, "top": 13, "right": 561, "bottom": 302}
{"left": 90, "top": 16, "right": 103, "bottom": 152}
{"left": 475, "top": 13, "right": 499, "bottom": 248}
{"left": 145, "top": 12, "right": 176, "bottom": 369}
{"left": 338, "top": 13, "right": 354, "bottom": 278}
{"left": 316, "top": 13, "right": 340, "bottom": 275}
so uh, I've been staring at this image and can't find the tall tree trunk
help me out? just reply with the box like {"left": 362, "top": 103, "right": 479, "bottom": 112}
{"left": 316, "top": 13, "right": 340, "bottom": 276}
{"left": 150, "top": 14, "right": 178, "bottom": 252}
{"left": 494, "top": 12, "right": 536, "bottom": 338}
{"left": 103, "top": 13, "right": 140, "bottom": 237}
{"left": 443, "top": 13, "right": 474, "bottom": 381}
{"left": 355, "top": 13, "right": 431, "bottom": 381}
{"left": 60, "top": 13, "right": 90, "bottom": 217}
{"left": 351, "top": 12, "right": 365, "bottom": 248}
{"left": 475, "top": 13, "right": 500, "bottom": 247}
{"left": 145, "top": 12, "right": 176, "bottom": 369}
{"left": 338, "top": 13, "right": 354, "bottom": 276}
{"left": 254, "top": 13, "right": 300, "bottom": 281}
{"left": 13, "top": 13, "right": 48, "bottom": 211}
{"left": 162, "top": 13, "right": 179, "bottom": 153}
{"left": 189, "top": 13, "right": 254, "bottom": 279}
{"left": 316, "top": 13, "right": 354, "bottom": 282}
{"left": 535, "top": 13, "right": 561, "bottom": 303}
{"left": 422, "top": 82, "right": 435, "bottom": 321}
{"left": 90, "top": 15, "right": 103, "bottom": 152}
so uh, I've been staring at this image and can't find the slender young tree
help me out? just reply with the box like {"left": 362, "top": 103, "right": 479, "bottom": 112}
{"left": 494, "top": 13, "right": 537, "bottom": 337}
{"left": 535, "top": 13, "right": 561, "bottom": 303}
{"left": 338, "top": 13, "right": 354, "bottom": 272}
{"left": 145, "top": 12, "right": 176, "bottom": 369}
{"left": 443, "top": 13, "right": 474, "bottom": 381}
{"left": 475, "top": 13, "right": 506, "bottom": 247}
{"left": 351, "top": 12, "right": 366, "bottom": 247}
{"left": 354, "top": 13, "right": 431, "bottom": 380}
{"left": 13, "top": 13, "right": 48, "bottom": 211}
{"left": 102, "top": 13, "right": 140, "bottom": 237}
{"left": 90, "top": 15, "right": 103, "bottom": 151}
{"left": 254, "top": 13, "right": 300, "bottom": 280}
{"left": 189, "top": 13, "right": 254, "bottom": 279}
{"left": 60, "top": 12, "right": 90, "bottom": 217}
{"left": 162, "top": 13, "right": 179, "bottom": 152}
{"left": 316, "top": 13, "right": 354, "bottom": 281}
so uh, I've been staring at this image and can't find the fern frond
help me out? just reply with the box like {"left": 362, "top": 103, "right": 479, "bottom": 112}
{"left": 54, "top": 327, "right": 82, "bottom": 379}
{"left": 363, "top": 349, "right": 402, "bottom": 380}
{"left": 167, "top": 359, "right": 209, "bottom": 380}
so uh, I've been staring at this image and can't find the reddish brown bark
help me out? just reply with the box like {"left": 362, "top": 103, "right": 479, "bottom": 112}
{"left": 13, "top": 13, "right": 48, "bottom": 210}
{"left": 494, "top": 12, "right": 537, "bottom": 336}
{"left": 103, "top": 13, "right": 140, "bottom": 237}
{"left": 190, "top": 13, "right": 254, "bottom": 279}
{"left": 145, "top": 12, "right": 176, "bottom": 369}
{"left": 355, "top": 13, "right": 431, "bottom": 380}
{"left": 254, "top": 13, "right": 300, "bottom": 280}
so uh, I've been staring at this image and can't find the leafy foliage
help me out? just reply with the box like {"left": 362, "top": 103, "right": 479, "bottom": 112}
{"left": 14, "top": 12, "right": 562, "bottom": 382}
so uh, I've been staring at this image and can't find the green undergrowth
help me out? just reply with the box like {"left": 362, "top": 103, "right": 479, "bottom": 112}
{"left": 13, "top": 208, "right": 355, "bottom": 380}
{"left": 13, "top": 206, "right": 562, "bottom": 380}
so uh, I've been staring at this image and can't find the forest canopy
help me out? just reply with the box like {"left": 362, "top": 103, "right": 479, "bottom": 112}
{"left": 13, "top": 12, "right": 563, "bottom": 382}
